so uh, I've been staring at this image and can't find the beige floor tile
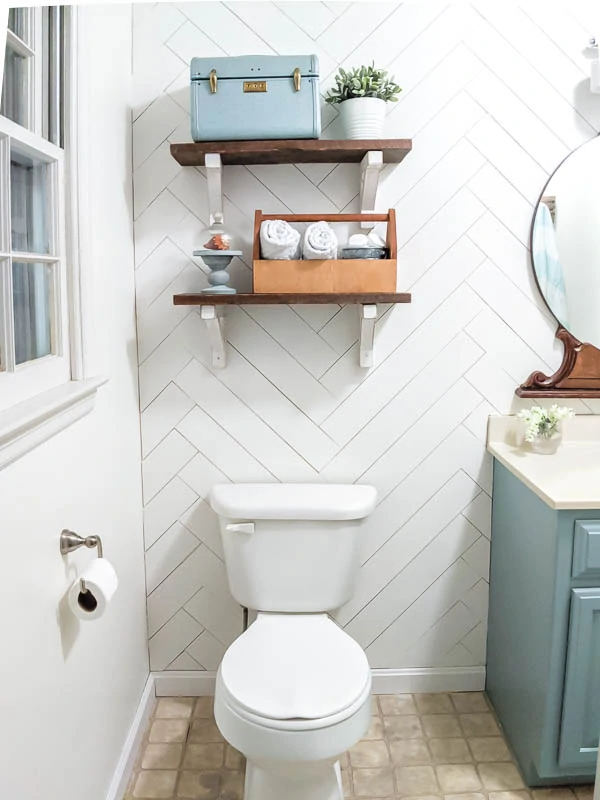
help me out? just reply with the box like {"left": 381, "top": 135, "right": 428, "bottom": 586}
{"left": 436, "top": 765, "right": 482, "bottom": 793}
{"left": 390, "top": 739, "right": 432, "bottom": 766}
{"left": 384, "top": 715, "right": 424, "bottom": 740}
{"left": 364, "top": 715, "right": 385, "bottom": 740}
{"left": 478, "top": 763, "right": 525, "bottom": 791}
{"left": 451, "top": 694, "right": 489, "bottom": 714}
{"left": 422, "top": 716, "right": 462, "bottom": 739}
{"left": 395, "top": 765, "right": 440, "bottom": 796}
{"left": 148, "top": 718, "right": 189, "bottom": 744}
{"left": 429, "top": 738, "right": 472, "bottom": 764}
{"left": 379, "top": 694, "right": 418, "bottom": 716}
{"left": 532, "top": 791, "right": 577, "bottom": 800}
{"left": 402, "top": 795, "right": 442, "bottom": 800}
{"left": 141, "top": 743, "right": 183, "bottom": 770}
{"left": 468, "top": 737, "right": 511, "bottom": 762}
{"left": 193, "top": 697, "right": 215, "bottom": 718}
{"left": 133, "top": 769, "right": 178, "bottom": 798}
{"left": 224, "top": 745, "right": 245, "bottom": 770}
{"left": 459, "top": 714, "right": 500, "bottom": 737}
{"left": 353, "top": 767, "right": 395, "bottom": 797}
{"left": 155, "top": 697, "right": 194, "bottom": 719}
{"left": 416, "top": 694, "right": 454, "bottom": 715}
{"left": 182, "top": 743, "right": 225, "bottom": 770}
{"left": 443, "top": 794, "right": 486, "bottom": 800}
{"left": 351, "top": 740, "right": 391, "bottom": 768}
{"left": 187, "top": 719, "right": 224, "bottom": 743}
{"left": 220, "top": 770, "right": 244, "bottom": 800}
{"left": 489, "top": 792, "right": 532, "bottom": 800}
{"left": 341, "top": 766, "right": 353, "bottom": 796}
{"left": 177, "top": 770, "right": 221, "bottom": 799}
{"left": 573, "top": 787, "right": 594, "bottom": 800}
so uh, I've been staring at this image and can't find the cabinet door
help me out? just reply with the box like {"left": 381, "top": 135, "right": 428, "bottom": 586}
{"left": 559, "top": 588, "right": 600, "bottom": 768}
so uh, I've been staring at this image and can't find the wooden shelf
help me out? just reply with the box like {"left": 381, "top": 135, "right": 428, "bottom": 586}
{"left": 170, "top": 138, "right": 412, "bottom": 167}
{"left": 173, "top": 292, "right": 411, "bottom": 306}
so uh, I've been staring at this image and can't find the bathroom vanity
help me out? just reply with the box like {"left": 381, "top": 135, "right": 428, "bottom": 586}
{"left": 486, "top": 417, "right": 600, "bottom": 785}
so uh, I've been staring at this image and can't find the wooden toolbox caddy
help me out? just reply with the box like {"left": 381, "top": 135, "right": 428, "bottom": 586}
{"left": 252, "top": 209, "right": 397, "bottom": 294}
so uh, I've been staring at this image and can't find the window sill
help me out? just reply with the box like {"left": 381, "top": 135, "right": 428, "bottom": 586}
{"left": 0, "top": 376, "right": 108, "bottom": 471}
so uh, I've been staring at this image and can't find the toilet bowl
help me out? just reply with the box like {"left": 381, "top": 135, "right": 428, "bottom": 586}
{"left": 209, "top": 483, "right": 377, "bottom": 800}
{"left": 215, "top": 613, "right": 372, "bottom": 800}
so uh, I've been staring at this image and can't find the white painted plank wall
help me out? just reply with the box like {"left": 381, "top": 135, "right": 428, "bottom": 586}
{"left": 131, "top": 1, "right": 600, "bottom": 674}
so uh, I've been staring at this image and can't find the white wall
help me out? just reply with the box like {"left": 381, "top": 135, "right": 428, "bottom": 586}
{"left": 0, "top": 6, "right": 148, "bottom": 800}
{"left": 131, "top": 2, "right": 600, "bottom": 679}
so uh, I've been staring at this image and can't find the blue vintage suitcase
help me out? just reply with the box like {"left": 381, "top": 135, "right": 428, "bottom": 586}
{"left": 190, "top": 55, "right": 321, "bottom": 142}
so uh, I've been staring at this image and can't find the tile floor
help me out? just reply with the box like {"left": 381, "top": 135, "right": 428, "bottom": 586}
{"left": 124, "top": 692, "right": 594, "bottom": 800}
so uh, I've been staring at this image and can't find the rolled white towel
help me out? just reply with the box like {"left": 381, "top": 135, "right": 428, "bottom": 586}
{"left": 303, "top": 221, "right": 338, "bottom": 260}
{"left": 260, "top": 219, "right": 301, "bottom": 260}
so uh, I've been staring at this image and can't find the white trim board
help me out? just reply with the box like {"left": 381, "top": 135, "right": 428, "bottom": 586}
{"left": 153, "top": 667, "right": 486, "bottom": 697}
{"left": 106, "top": 674, "right": 156, "bottom": 800}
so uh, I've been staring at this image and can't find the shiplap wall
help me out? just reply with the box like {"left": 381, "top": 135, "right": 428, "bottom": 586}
{"left": 132, "top": 1, "right": 600, "bottom": 676}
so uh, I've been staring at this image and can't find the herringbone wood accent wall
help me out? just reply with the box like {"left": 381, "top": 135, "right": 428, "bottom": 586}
{"left": 132, "top": 2, "right": 600, "bottom": 674}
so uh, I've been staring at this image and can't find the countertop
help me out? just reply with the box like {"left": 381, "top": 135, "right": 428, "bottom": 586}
{"left": 487, "top": 416, "right": 600, "bottom": 510}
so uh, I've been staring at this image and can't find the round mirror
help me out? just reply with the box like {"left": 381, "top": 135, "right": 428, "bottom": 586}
{"left": 531, "top": 135, "right": 600, "bottom": 347}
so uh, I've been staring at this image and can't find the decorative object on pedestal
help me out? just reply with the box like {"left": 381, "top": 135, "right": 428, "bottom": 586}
{"left": 517, "top": 404, "right": 574, "bottom": 454}
{"left": 325, "top": 64, "right": 402, "bottom": 139}
{"left": 194, "top": 223, "right": 241, "bottom": 294}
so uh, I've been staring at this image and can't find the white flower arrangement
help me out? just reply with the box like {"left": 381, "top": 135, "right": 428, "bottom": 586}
{"left": 517, "top": 405, "right": 574, "bottom": 442}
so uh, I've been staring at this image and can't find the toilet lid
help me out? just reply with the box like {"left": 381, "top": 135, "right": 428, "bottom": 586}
{"left": 220, "top": 614, "right": 370, "bottom": 721}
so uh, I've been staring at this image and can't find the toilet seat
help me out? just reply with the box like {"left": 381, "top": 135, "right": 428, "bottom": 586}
{"left": 219, "top": 613, "right": 371, "bottom": 731}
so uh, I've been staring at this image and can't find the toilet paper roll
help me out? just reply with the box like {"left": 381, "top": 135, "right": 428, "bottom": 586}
{"left": 68, "top": 558, "right": 118, "bottom": 621}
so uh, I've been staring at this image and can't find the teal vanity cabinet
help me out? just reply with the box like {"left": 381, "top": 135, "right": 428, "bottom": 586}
{"left": 487, "top": 460, "right": 600, "bottom": 786}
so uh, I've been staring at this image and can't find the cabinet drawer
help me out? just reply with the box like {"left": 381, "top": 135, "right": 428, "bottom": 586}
{"left": 572, "top": 521, "right": 600, "bottom": 580}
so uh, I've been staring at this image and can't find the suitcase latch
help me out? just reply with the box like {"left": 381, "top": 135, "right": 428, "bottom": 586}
{"left": 293, "top": 67, "right": 301, "bottom": 91}
{"left": 209, "top": 69, "right": 218, "bottom": 93}
{"left": 243, "top": 80, "right": 267, "bottom": 93}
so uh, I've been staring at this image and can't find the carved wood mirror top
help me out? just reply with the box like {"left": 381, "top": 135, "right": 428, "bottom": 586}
{"left": 518, "top": 135, "right": 600, "bottom": 397}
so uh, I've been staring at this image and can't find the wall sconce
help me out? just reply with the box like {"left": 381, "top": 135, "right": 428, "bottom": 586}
{"left": 584, "top": 38, "right": 600, "bottom": 94}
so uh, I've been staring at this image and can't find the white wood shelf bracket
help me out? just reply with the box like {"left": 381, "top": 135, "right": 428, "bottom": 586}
{"left": 205, "top": 152, "right": 224, "bottom": 227}
{"left": 360, "top": 151, "right": 384, "bottom": 229}
{"left": 201, "top": 305, "right": 226, "bottom": 368}
{"left": 359, "top": 304, "right": 377, "bottom": 368}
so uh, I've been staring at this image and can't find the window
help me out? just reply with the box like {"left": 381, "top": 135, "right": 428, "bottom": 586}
{"left": 0, "top": 7, "right": 71, "bottom": 412}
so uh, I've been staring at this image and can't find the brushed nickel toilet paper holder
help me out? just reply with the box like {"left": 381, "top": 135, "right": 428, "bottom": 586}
{"left": 60, "top": 530, "right": 104, "bottom": 594}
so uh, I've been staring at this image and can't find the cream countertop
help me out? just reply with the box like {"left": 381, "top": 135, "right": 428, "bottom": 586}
{"left": 486, "top": 415, "right": 600, "bottom": 510}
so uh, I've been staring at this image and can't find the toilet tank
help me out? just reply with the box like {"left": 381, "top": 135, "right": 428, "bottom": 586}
{"left": 209, "top": 484, "right": 377, "bottom": 612}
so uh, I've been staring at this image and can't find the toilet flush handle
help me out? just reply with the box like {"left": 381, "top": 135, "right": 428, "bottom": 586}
{"left": 225, "top": 522, "right": 255, "bottom": 535}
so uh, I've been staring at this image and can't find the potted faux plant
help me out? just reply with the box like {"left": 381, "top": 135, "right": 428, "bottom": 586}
{"left": 325, "top": 64, "right": 402, "bottom": 139}
{"left": 517, "top": 405, "right": 574, "bottom": 454}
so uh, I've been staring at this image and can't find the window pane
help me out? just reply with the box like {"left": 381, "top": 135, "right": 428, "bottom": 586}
{"left": 12, "top": 261, "right": 53, "bottom": 365}
{"left": 10, "top": 149, "right": 50, "bottom": 254}
{"left": 8, "top": 9, "right": 27, "bottom": 41}
{"left": 0, "top": 47, "right": 27, "bottom": 127}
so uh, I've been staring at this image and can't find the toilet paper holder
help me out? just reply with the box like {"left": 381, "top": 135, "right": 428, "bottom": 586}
{"left": 60, "top": 530, "right": 104, "bottom": 594}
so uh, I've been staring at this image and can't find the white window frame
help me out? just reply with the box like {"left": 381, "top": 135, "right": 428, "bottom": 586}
{"left": 0, "top": 7, "right": 105, "bottom": 470}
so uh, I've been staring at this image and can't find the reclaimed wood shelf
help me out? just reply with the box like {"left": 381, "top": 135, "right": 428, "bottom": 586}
{"left": 173, "top": 292, "right": 411, "bottom": 305}
{"left": 170, "top": 138, "right": 412, "bottom": 167}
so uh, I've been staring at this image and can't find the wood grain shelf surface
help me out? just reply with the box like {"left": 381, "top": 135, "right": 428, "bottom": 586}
{"left": 173, "top": 292, "right": 411, "bottom": 306}
{"left": 170, "top": 138, "right": 412, "bottom": 166}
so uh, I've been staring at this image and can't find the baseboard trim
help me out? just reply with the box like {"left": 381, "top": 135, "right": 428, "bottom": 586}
{"left": 371, "top": 667, "right": 486, "bottom": 693}
{"left": 152, "top": 667, "right": 485, "bottom": 697}
{"left": 106, "top": 674, "right": 156, "bottom": 800}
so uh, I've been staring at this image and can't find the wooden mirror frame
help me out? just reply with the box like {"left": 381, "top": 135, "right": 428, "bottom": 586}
{"left": 517, "top": 139, "right": 600, "bottom": 398}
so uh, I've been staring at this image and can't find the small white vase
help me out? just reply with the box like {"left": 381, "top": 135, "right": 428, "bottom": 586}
{"left": 338, "top": 97, "right": 386, "bottom": 139}
{"left": 529, "top": 431, "right": 562, "bottom": 455}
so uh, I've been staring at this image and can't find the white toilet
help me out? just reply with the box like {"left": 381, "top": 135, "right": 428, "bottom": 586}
{"left": 209, "top": 483, "right": 377, "bottom": 800}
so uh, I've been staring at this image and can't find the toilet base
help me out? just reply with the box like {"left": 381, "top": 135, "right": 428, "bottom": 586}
{"left": 244, "top": 759, "right": 344, "bottom": 800}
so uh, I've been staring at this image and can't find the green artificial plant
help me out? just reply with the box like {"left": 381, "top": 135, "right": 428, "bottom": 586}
{"left": 325, "top": 64, "right": 402, "bottom": 105}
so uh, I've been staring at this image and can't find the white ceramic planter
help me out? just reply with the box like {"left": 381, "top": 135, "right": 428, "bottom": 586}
{"left": 338, "top": 97, "right": 386, "bottom": 139}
